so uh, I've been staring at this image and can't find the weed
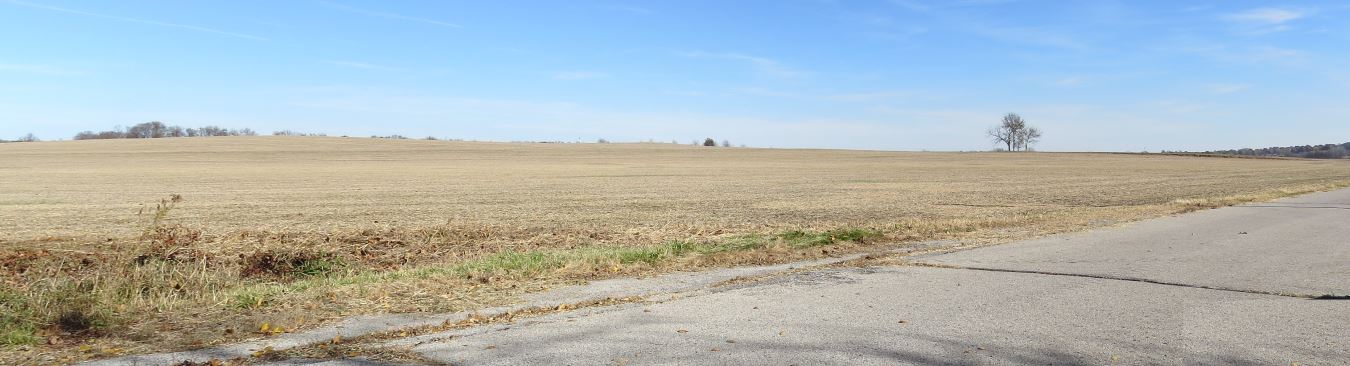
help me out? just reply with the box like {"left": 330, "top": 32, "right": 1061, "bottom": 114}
{"left": 56, "top": 285, "right": 109, "bottom": 328}
{"left": 615, "top": 248, "right": 663, "bottom": 265}
{"left": 0, "top": 288, "right": 39, "bottom": 345}
{"left": 294, "top": 258, "right": 343, "bottom": 277}
{"left": 232, "top": 287, "right": 280, "bottom": 309}
{"left": 459, "top": 251, "right": 565, "bottom": 276}
{"left": 667, "top": 241, "right": 699, "bottom": 256}
{"left": 241, "top": 250, "right": 343, "bottom": 279}
{"left": 776, "top": 228, "right": 882, "bottom": 248}
{"left": 705, "top": 235, "right": 769, "bottom": 253}
{"left": 56, "top": 311, "right": 94, "bottom": 333}
{"left": 141, "top": 194, "right": 183, "bottom": 239}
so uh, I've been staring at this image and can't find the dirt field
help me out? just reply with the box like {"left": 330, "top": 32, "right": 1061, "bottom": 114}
{"left": 3, "top": 137, "right": 1349, "bottom": 363}
{"left": 6, "top": 137, "right": 1349, "bottom": 241}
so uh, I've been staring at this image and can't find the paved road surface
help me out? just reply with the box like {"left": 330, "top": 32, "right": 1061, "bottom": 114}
{"left": 399, "top": 189, "right": 1350, "bottom": 365}
{"left": 919, "top": 188, "right": 1350, "bottom": 298}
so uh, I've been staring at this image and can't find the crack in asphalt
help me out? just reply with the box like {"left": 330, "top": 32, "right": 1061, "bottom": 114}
{"left": 907, "top": 262, "right": 1340, "bottom": 300}
{"left": 1236, "top": 205, "right": 1350, "bottom": 210}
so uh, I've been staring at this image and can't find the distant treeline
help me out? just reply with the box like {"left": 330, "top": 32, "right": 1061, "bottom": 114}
{"left": 74, "top": 121, "right": 257, "bottom": 140}
{"left": 272, "top": 130, "right": 328, "bottom": 137}
{"left": 0, "top": 133, "right": 41, "bottom": 143}
{"left": 1171, "top": 142, "right": 1350, "bottom": 159}
{"left": 50, "top": 121, "right": 736, "bottom": 147}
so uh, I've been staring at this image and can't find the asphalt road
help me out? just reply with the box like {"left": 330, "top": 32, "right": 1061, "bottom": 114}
{"left": 919, "top": 188, "right": 1350, "bottom": 298}
{"left": 403, "top": 189, "right": 1350, "bottom": 365}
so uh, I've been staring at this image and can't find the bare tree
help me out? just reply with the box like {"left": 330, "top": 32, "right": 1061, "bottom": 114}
{"left": 19, "top": 133, "right": 39, "bottom": 142}
{"left": 126, "top": 121, "right": 167, "bottom": 138}
{"left": 987, "top": 126, "right": 1013, "bottom": 151}
{"left": 987, "top": 113, "right": 1041, "bottom": 151}
{"left": 1016, "top": 127, "right": 1042, "bottom": 151}
{"left": 721, "top": 139, "right": 731, "bottom": 147}
{"left": 199, "top": 126, "right": 229, "bottom": 136}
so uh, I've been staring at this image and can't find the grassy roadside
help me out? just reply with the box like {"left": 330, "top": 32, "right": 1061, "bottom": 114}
{"left": 3, "top": 180, "right": 1350, "bottom": 364}
{"left": 228, "top": 227, "right": 884, "bottom": 310}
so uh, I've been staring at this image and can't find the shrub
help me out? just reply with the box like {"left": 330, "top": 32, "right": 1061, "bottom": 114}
{"left": 240, "top": 250, "right": 344, "bottom": 279}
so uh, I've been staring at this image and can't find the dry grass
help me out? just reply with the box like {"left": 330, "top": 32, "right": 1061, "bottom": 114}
{"left": 2, "top": 137, "right": 1349, "bottom": 364}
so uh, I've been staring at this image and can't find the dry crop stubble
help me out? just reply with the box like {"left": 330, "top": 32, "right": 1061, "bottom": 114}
{"left": 2, "top": 137, "right": 1349, "bottom": 363}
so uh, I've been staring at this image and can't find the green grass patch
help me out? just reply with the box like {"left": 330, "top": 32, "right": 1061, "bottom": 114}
{"left": 459, "top": 251, "right": 568, "bottom": 275}
{"left": 293, "top": 257, "right": 344, "bottom": 277}
{"left": 224, "top": 227, "right": 884, "bottom": 310}
{"left": 615, "top": 247, "right": 663, "bottom": 265}
{"left": 231, "top": 286, "right": 282, "bottom": 309}
{"left": 609, "top": 239, "right": 723, "bottom": 265}
{"left": 0, "top": 284, "right": 116, "bottom": 345}
{"left": 0, "top": 288, "right": 39, "bottom": 346}
{"left": 777, "top": 228, "right": 882, "bottom": 248}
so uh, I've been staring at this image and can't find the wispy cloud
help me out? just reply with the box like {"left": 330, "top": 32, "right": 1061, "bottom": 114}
{"left": 552, "top": 71, "right": 609, "bottom": 80}
{"left": 734, "top": 87, "right": 932, "bottom": 103}
{"left": 663, "top": 90, "right": 706, "bottom": 97}
{"left": 1207, "top": 83, "right": 1251, "bottom": 94}
{"left": 735, "top": 87, "right": 802, "bottom": 98}
{"left": 1249, "top": 45, "right": 1304, "bottom": 62}
{"left": 614, "top": 5, "right": 654, "bottom": 15}
{"left": 861, "top": 27, "right": 929, "bottom": 41}
{"left": 1179, "top": 5, "right": 1213, "bottom": 13}
{"left": 2, "top": 0, "right": 267, "bottom": 40}
{"left": 325, "top": 60, "right": 400, "bottom": 71}
{"left": 890, "top": 0, "right": 1018, "bottom": 13}
{"left": 823, "top": 91, "right": 918, "bottom": 102}
{"left": 834, "top": 10, "right": 928, "bottom": 41}
{"left": 1225, "top": 7, "right": 1310, "bottom": 34}
{"left": 1040, "top": 72, "right": 1153, "bottom": 88}
{"left": 1053, "top": 76, "right": 1085, "bottom": 87}
{"left": 954, "top": 0, "right": 1019, "bottom": 5}
{"left": 0, "top": 63, "right": 84, "bottom": 76}
{"left": 317, "top": 1, "right": 461, "bottom": 28}
{"left": 889, "top": 0, "right": 932, "bottom": 12}
{"left": 1169, "top": 42, "right": 1305, "bottom": 66}
{"left": 883, "top": 1, "right": 1086, "bottom": 50}
{"left": 967, "top": 24, "right": 1088, "bottom": 50}
{"left": 1225, "top": 8, "right": 1306, "bottom": 24}
{"left": 837, "top": 12, "right": 897, "bottom": 27}
{"left": 680, "top": 51, "right": 806, "bottom": 78}
{"left": 1155, "top": 99, "right": 1211, "bottom": 114}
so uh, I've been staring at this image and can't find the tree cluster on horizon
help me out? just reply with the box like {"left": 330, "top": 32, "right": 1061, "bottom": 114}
{"left": 73, "top": 121, "right": 257, "bottom": 140}
{"left": 0, "top": 133, "right": 41, "bottom": 143}
{"left": 1180, "top": 142, "right": 1350, "bottom": 159}
{"left": 272, "top": 130, "right": 327, "bottom": 137}
{"left": 986, "top": 113, "right": 1042, "bottom": 152}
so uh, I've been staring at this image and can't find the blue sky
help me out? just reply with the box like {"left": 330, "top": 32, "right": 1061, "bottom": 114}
{"left": 1, "top": 0, "right": 1347, "bottom": 151}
